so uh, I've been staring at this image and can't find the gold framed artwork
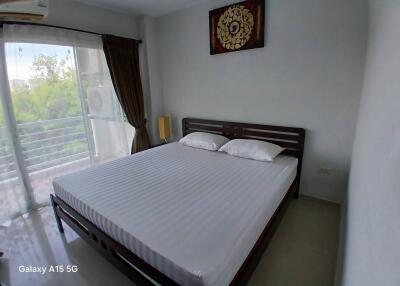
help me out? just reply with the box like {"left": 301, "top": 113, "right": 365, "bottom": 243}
{"left": 209, "top": 0, "right": 265, "bottom": 55}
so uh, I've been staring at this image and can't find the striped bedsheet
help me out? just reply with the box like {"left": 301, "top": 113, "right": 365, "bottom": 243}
{"left": 53, "top": 142, "right": 297, "bottom": 286}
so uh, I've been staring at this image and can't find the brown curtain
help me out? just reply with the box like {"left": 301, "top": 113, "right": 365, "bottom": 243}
{"left": 102, "top": 35, "right": 150, "bottom": 153}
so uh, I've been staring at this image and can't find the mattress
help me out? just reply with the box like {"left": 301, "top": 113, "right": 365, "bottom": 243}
{"left": 53, "top": 143, "right": 297, "bottom": 286}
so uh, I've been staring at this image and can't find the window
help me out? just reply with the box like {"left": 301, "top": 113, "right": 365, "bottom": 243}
{"left": 0, "top": 25, "right": 130, "bottom": 223}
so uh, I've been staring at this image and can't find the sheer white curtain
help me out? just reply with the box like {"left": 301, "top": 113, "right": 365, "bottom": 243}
{"left": 0, "top": 32, "right": 29, "bottom": 223}
{"left": 0, "top": 25, "right": 130, "bottom": 224}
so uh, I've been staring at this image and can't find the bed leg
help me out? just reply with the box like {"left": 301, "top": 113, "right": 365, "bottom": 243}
{"left": 294, "top": 190, "right": 299, "bottom": 199}
{"left": 293, "top": 182, "right": 300, "bottom": 199}
{"left": 51, "top": 195, "right": 64, "bottom": 234}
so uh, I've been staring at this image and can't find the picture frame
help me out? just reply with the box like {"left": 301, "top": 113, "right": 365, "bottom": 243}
{"left": 209, "top": 0, "right": 265, "bottom": 55}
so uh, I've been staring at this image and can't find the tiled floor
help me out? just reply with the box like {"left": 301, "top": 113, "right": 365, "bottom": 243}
{"left": 248, "top": 197, "right": 340, "bottom": 286}
{"left": 0, "top": 196, "right": 340, "bottom": 286}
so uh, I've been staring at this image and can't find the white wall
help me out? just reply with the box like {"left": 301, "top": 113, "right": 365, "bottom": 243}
{"left": 44, "top": 0, "right": 138, "bottom": 38}
{"left": 156, "top": 0, "right": 368, "bottom": 202}
{"left": 342, "top": 0, "right": 400, "bottom": 285}
{"left": 137, "top": 16, "right": 164, "bottom": 144}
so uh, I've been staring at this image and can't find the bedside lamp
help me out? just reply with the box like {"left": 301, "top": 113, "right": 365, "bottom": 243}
{"left": 158, "top": 116, "right": 171, "bottom": 143}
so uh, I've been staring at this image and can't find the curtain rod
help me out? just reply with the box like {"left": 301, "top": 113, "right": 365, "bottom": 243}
{"left": 0, "top": 21, "right": 143, "bottom": 43}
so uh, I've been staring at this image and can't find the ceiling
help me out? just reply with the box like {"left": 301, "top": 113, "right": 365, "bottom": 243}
{"left": 72, "top": 0, "right": 214, "bottom": 17}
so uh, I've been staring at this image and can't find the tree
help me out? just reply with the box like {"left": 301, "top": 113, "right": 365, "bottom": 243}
{"left": 11, "top": 53, "right": 82, "bottom": 123}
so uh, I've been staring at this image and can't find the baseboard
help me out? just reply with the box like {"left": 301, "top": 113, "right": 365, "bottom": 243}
{"left": 299, "top": 194, "right": 340, "bottom": 207}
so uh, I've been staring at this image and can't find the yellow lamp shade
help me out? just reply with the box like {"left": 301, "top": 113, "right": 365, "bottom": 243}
{"left": 159, "top": 116, "right": 171, "bottom": 140}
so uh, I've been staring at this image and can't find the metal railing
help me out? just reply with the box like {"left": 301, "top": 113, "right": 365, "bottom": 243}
{"left": 0, "top": 125, "right": 16, "bottom": 181}
{"left": 0, "top": 116, "right": 90, "bottom": 181}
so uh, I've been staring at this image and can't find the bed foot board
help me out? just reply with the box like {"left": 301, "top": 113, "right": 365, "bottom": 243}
{"left": 51, "top": 194, "right": 64, "bottom": 233}
{"left": 49, "top": 194, "right": 179, "bottom": 286}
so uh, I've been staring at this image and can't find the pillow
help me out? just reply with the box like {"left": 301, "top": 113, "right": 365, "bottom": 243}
{"left": 219, "top": 139, "right": 284, "bottom": 162}
{"left": 179, "top": 132, "right": 230, "bottom": 151}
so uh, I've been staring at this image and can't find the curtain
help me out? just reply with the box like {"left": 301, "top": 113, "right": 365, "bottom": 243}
{"left": 102, "top": 35, "right": 150, "bottom": 153}
{"left": 0, "top": 111, "right": 27, "bottom": 223}
{"left": 0, "top": 36, "right": 28, "bottom": 222}
{"left": 0, "top": 25, "right": 130, "bottom": 224}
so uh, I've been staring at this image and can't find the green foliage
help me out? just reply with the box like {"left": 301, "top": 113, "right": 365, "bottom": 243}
{"left": 11, "top": 54, "right": 82, "bottom": 123}
{"left": 0, "top": 52, "right": 89, "bottom": 165}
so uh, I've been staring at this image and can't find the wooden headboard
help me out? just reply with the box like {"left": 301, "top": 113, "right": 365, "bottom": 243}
{"left": 182, "top": 118, "right": 306, "bottom": 193}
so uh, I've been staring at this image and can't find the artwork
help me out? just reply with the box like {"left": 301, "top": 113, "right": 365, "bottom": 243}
{"left": 209, "top": 0, "right": 265, "bottom": 55}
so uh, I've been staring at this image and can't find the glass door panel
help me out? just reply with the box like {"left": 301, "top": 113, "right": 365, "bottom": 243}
{"left": 76, "top": 47, "right": 130, "bottom": 162}
{"left": 1, "top": 40, "right": 130, "bottom": 215}
{"left": 5, "top": 43, "right": 91, "bottom": 204}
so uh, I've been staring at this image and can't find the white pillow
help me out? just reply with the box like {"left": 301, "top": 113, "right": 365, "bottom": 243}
{"left": 219, "top": 139, "right": 284, "bottom": 162}
{"left": 179, "top": 132, "right": 230, "bottom": 151}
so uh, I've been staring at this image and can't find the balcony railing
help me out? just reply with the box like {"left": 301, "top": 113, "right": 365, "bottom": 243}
{"left": 0, "top": 126, "right": 15, "bottom": 181}
{"left": 18, "top": 116, "right": 90, "bottom": 173}
{"left": 0, "top": 116, "right": 91, "bottom": 182}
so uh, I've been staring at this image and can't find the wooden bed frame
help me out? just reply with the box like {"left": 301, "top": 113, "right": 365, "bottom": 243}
{"left": 51, "top": 118, "right": 305, "bottom": 286}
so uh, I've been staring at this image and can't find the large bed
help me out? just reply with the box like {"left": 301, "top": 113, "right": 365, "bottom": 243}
{"left": 51, "top": 118, "right": 305, "bottom": 286}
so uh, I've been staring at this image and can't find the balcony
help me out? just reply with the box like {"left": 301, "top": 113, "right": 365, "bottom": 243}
{"left": 0, "top": 116, "right": 91, "bottom": 204}
{"left": 18, "top": 116, "right": 90, "bottom": 171}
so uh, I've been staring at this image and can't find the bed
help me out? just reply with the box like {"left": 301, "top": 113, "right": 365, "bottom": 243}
{"left": 51, "top": 118, "right": 305, "bottom": 286}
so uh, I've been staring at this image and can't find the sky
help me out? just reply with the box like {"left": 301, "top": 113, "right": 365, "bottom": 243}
{"left": 5, "top": 43, "right": 75, "bottom": 81}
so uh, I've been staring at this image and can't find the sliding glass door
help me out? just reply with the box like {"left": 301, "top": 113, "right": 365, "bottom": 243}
{"left": 5, "top": 43, "right": 92, "bottom": 205}
{"left": 0, "top": 36, "right": 130, "bottom": 221}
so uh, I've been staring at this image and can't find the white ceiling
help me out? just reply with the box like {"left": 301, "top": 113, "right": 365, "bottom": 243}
{"left": 72, "top": 0, "right": 213, "bottom": 17}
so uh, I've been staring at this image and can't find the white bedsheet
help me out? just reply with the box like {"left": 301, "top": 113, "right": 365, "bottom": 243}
{"left": 53, "top": 143, "right": 297, "bottom": 286}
